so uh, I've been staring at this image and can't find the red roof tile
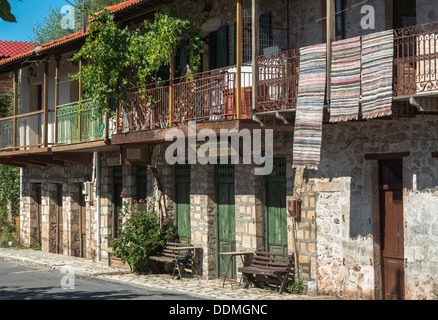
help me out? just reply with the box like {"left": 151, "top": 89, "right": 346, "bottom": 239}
{"left": 0, "top": 0, "right": 154, "bottom": 70}
{"left": 0, "top": 41, "right": 37, "bottom": 59}
{"left": 105, "top": 0, "right": 149, "bottom": 13}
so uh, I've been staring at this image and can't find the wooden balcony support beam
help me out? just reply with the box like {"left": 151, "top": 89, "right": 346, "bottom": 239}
{"left": 52, "top": 152, "right": 93, "bottom": 165}
{"left": 13, "top": 70, "right": 19, "bottom": 151}
{"left": 0, "top": 158, "right": 27, "bottom": 168}
{"left": 326, "top": 0, "right": 335, "bottom": 103}
{"left": 236, "top": 0, "right": 243, "bottom": 119}
{"left": 12, "top": 155, "right": 64, "bottom": 166}
{"left": 54, "top": 56, "right": 60, "bottom": 145}
{"left": 43, "top": 61, "right": 49, "bottom": 148}
{"left": 251, "top": 0, "right": 259, "bottom": 113}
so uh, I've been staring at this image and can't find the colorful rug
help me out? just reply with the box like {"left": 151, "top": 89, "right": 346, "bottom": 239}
{"left": 329, "top": 36, "right": 362, "bottom": 122}
{"left": 293, "top": 43, "right": 327, "bottom": 170}
{"left": 361, "top": 29, "right": 394, "bottom": 119}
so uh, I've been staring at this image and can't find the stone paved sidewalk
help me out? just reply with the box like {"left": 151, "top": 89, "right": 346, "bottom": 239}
{"left": 0, "top": 248, "right": 337, "bottom": 300}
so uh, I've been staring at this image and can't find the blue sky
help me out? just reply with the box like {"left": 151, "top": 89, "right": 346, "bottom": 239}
{"left": 0, "top": 0, "right": 71, "bottom": 42}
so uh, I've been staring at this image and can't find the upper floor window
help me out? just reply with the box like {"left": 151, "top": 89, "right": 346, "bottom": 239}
{"left": 394, "top": 0, "right": 417, "bottom": 28}
{"left": 335, "top": 0, "right": 347, "bottom": 40}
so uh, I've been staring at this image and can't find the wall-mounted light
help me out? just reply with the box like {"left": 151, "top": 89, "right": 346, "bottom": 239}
{"left": 29, "top": 67, "right": 37, "bottom": 78}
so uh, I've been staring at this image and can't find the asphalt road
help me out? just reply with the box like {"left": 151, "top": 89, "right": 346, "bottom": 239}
{"left": 0, "top": 258, "right": 202, "bottom": 300}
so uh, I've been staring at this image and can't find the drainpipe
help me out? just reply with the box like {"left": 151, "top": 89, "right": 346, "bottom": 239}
{"left": 95, "top": 152, "right": 101, "bottom": 261}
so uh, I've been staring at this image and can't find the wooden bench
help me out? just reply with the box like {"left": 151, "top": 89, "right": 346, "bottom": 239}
{"left": 149, "top": 242, "right": 195, "bottom": 278}
{"left": 238, "top": 251, "right": 294, "bottom": 294}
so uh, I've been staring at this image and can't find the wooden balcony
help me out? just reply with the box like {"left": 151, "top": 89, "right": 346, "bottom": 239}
{"left": 0, "top": 110, "right": 55, "bottom": 152}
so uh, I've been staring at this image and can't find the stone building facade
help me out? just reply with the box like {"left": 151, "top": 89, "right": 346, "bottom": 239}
{"left": 1, "top": 0, "right": 438, "bottom": 301}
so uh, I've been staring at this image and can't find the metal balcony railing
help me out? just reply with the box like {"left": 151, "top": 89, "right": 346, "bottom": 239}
{"left": 55, "top": 100, "right": 105, "bottom": 145}
{"left": 256, "top": 48, "right": 300, "bottom": 113}
{"left": 118, "top": 66, "right": 253, "bottom": 133}
{"left": 394, "top": 21, "right": 438, "bottom": 97}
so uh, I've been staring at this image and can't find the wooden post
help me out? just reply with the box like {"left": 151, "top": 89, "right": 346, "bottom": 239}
{"left": 104, "top": 110, "right": 109, "bottom": 142}
{"left": 12, "top": 70, "right": 18, "bottom": 151}
{"left": 78, "top": 59, "right": 83, "bottom": 141}
{"left": 236, "top": 0, "right": 243, "bottom": 119}
{"left": 169, "top": 54, "right": 175, "bottom": 127}
{"left": 54, "top": 57, "right": 60, "bottom": 145}
{"left": 326, "top": 0, "right": 335, "bottom": 103}
{"left": 115, "top": 103, "right": 119, "bottom": 135}
{"left": 43, "top": 62, "right": 49, "bottom": 148}
{"left": 251, "top": 0, "right": 259, "bottom": 112}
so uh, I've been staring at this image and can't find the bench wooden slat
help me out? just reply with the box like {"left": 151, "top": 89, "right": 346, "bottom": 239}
{"left": 238, "top": 251, "right": 294, "bottom": 294}
{"left": 148, "top": 242, "right": 195, "bottom": 276}
{"left": 254, "top": 251, "right": 291, "bottom": 258}
{"left": 251, "top": 259, "right": 291, "bottom": 268}
{"left": 253, "top": 255, "right": 290, "bottom": 262}
{"left": 240, "top": 265, "right": 290, "bottom": 272}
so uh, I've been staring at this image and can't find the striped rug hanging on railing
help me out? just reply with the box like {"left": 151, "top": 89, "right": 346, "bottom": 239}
{"left": 329, "top": 36, "right": 362, "bottom": 122}
{"left": 361, "top": 29, "right": 394, "bottom": 119}
{"left": 292, "top": 43, "right": 327, "bottom": 170}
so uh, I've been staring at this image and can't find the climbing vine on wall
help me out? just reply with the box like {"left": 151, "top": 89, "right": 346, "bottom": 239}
{"left": 0, "top": 165, "right": 20, "bottom": 245}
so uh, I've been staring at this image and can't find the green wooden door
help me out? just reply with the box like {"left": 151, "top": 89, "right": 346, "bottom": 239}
{"left": 175, "top": 164, "right": 191, "bottom": 244}
{"left": 265, "top": 158, "right": 288, "bottom": 255}
{"left": 216, "top": 164, "right": 236, "bottom": 279}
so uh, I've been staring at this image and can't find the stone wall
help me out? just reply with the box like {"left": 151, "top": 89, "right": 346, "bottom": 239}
{"left": 312, "top": 115, "right": 438, "bottom": 299}
{"left": 20, "top": 156, "right": 103, "bottom": 260}
{"left": 149, "top": 129, "right": 320, "bottom": 292}
{"left": 190, "top": 163, "right": 216, "bottom": 278}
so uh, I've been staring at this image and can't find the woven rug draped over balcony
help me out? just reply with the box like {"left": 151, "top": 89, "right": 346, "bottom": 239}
{"left": 329, "top": 36, "right": 362, "bottom": 122}
{"left": 361, "top": 29, "right": 394, "bottom": 119}
{"left": 292, "top": 43, "right": 327, "bottom": 170}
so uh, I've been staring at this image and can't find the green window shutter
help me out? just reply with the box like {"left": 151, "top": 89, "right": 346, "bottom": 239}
{"left": 259, "top": 12, "right": 272, "bottom": 55}
{"left": 178, "top": 42, "right": 188, "bottom": 77}
{"left": 175, "top": 164, "right": 191, "bottom": 244}
{"left": 217, "top": 25, "right": 229, "bottom": 68}
{"left": 209, "top": 30, "right": 218, "bottom": 70}
{"left": 137, "top": 165, "right": 148, "bottom": 201}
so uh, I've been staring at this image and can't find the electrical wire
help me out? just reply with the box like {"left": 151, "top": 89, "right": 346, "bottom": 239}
{"left": 294, "top": 0, "right": 372, "bottom": 31}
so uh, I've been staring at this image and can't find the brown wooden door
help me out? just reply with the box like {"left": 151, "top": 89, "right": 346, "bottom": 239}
{"left": 36, "top": 184, "right": 42, "bottom": 245}
{"left": 57, "top": 184, "right": 63, "bottom": 254}
{"left": 379, "top": 159, "right": 405, "bottom": 300}
{"left": 80, "top": 193, "right": 87, "bottom": 258}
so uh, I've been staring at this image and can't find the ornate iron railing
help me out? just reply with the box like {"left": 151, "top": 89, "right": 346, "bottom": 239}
{"left": 393, "top": 21, "right": 438, "bottom": 96}
{"left": 256, "top": 48, "right": 300, "bottom": 112}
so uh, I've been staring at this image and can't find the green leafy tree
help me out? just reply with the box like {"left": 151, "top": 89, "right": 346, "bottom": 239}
{"left": 0, "top": 165, "right": 20, "bottom": 247}
{"left": 112, "top": 198, "right": 174, "bottom": 273}
{"left": 0, "top": 91, "right": 20, "bottom": 247}
{"left": 0, "top": 0, "right": 20, "bottom": 22}
{"left": 32, "top": 6, "right": 73, "bottom": 44}
{"left": 31, "top": 0, "right": 124, "bottom": 43}
{"left": 71, "top": 8, "right": 204, "bottom": 115}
